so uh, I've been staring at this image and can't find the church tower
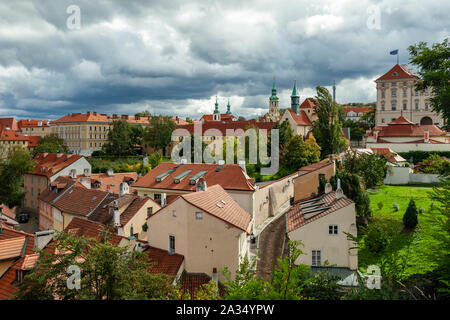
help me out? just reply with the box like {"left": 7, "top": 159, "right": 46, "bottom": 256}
{"left": 268, "top": 78, "right": 280, "bottom": 121}
{"left": 213, "top": 96, "right": 220, "bottom": 121}
{"left": 291, "top": 79, "right": 300, "bottom": 114}
{"left": 226, "top": 98, "right": 231, "bottom": 115}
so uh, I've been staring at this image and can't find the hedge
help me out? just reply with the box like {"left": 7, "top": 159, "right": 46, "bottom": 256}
{"left": 398, "top": 151, "right": 450, "bottom": 164}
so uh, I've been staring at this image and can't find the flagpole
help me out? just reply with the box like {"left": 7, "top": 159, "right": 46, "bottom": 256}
{"left": 397, "top": 51, "right": 399, "bottom": 64}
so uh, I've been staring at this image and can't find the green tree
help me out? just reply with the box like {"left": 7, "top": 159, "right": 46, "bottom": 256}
{"left": 135, "top": 110, "right": 151, "bottom": 117}
{"left": 408, "top": 38, "right": 450, "bottom": 129}
{"left": 0, "top": 146, "right": 35, "bottom": 207}
{"left": 274, "top": 119, "right": 293, "bottom": 154}
{"left": 282, "top": 135, "right": 321, "bottom": 172}
{"left": 148, "top": 152, "right": 163, "bottom": 168}
{"left": 144, "top": 116, "right": 176, "bottom": 157}
{"left": 360, "top": 108, "right": 376, "bottom": 129}
{"left": 102, "top": 120, "right": 134, "bottom": 157}
{"left": 403, "top": 199, "right": 419, "bottom": 229}
{"left": 13, "top": 231, "right": 177, "bottom": 300}
{"left": 33, "top": 133, "right": 68, "bottom": 155}
{"left": 130, "top": 125, "right": 144, "bottom": 147}
{"left": 343, "top": 150, "right": 388, "bottom": 188}
{"left": 311, "top": 86, "right": 347, "bottom": 157}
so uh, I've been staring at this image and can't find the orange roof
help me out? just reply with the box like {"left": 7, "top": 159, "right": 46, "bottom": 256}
{"left": 52, "top": 112, "right": 111, "bottom": 124}
{"left": 0, "top": 227, "right": 35, "bottom": 300}
{"left": 286, "top": 109, "right": 312, "bottom": 126}
{"left": 29, "top": 153, "right": 84, "bottom": 178}
{"left": 343, "top": 107, "right": 375, "bottom": 115}
{"left": 0, "top": 129, "right": 28, "bottom": 141}
{"left": 0, "top": 237, "right": 26, "bottom": 261}
{"left": 376, "top": 64, "right": 417, "bottom": 81}
{"left": 64, "top": 217, "right": 123, "bottom": 245}
{"left": 71, "top": 172, "right": 138, "bottom": 194}
{"left": 144, "top": 246, "right": 184, "bottom": 276}
{"left": 14, "top": 253, "right": 40, "bottom": 270}
{"left": 26, "top": 136, "right": 41, "bottom": 148}
{"left": 201, "top": 114, "right": 236, "bottom": 122}
{"left": 298, "top": 161, "right": 333, "bottom": 173}
{"left": 367, "top": 116, "right": 446, "bottom": 138}
{"left": 53, "top": 186, "right": 109, "bottom": 217}
{"left": 18, "top": 119, "right": 50, "bottom": 128}
{"left": 287, "top": 192, "right": 354, "bottom": 232}
{"left": 174, "top": 119, "right": 275, "bottom": 136}
{"left": 0, "top": 118, "right": 19, "bottom": 131}
{"left": 180, "top": 184, "right": 252, "bottom": 233}
{"left": 134, "top": 162, "right": 255, "bottom": 192}
{"left": 0, "top": 204, "right": 16, "bottom": 220}
{"left": 300, "top": 98, "right": 315, "bottom": 109}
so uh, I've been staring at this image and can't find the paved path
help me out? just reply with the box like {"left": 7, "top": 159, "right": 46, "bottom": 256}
{"left": 256, "top": 213, "right": 286, "bottom": 281}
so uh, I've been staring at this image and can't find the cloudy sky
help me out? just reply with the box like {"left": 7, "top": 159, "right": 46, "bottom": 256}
{"left": 0, "top": 0, "right": 448, "bottom": 120}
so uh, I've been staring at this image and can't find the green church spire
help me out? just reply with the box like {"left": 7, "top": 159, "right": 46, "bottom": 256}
{"left": 270, "top": 77, "right": 279, "bottom": 102}
{"left": 291, "top": 79, "right": 300, "bottom": 114}
{"left": 214, "top": 96, "right": 220, "bottom": 114}
{"left": 226, "top": 98, "right": 231, "bottom": 114}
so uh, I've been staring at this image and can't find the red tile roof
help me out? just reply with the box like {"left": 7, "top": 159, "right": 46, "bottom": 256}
{"left": 298, "top": 161, "right": 334, "bottom": 173}
{"left": 144, "top": 246, "right": 184, "bottom": 276}
{"left": 18, "top": 120, "right": 50, "bottom": 128}
{"left": 52, "top": 112, "right": 112, "bottom": 124}
{"left": 175, "top": 119, "right": 275, "bottom": 136}
{"left": 0, "top": 227, "right": 35, "bottom": 300}
{"left": 179, "top": 272, "right": 226, "bottom": 298}
{"left": 70, "top": 172, "right": 138, "bottom": 194}
{"left": 26, "top": 136, "right": 41, "bottom": 148}
{"left": 64, "top": 217, "right": 123, "bottom": 245}
{"left": 29, "top": 153, "right": 84, "bottom": 178}
{"left": 287, "top": 192, "right": 354, "bottom": 232}
{"left": 300, "top": 98, "right": 315, "bottom": 109}
{"left": 53, "top": 187, "right": 110, "bottom": 217}
{"left": 286, "top": 109, "right": 312, "bottom": 126}
{"left": 370, "top": 148, "right": 406, "bottom": 162}
{"left": 0, "top": 118, "right": 19, "bottom": 131}
{"left": 0, "top": 129, "right": 29, "bottom": 141}
{"left": 0, "top": 204, "right": 16, "bottom": 220}
{"left": 134, "top": 162, "right": 255, "bottom": 192}
{"left": 180, "top": 184, "right": 252, "bottom": 233}
{"left": 376, "top": 64, "right": 417, "bottom": 81}
{"left": 201, "top": 114, "right": 236, "bottom": 122}
{"left": 343, "top": 107, "right": 375, "bottom": 115}
{"left": 366, "top": 116, "right": 446, "bottom": 138}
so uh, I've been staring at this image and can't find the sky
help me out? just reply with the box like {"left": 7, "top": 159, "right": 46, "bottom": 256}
{"left": 0, "top": 0, "right": 448, "bottom": 121}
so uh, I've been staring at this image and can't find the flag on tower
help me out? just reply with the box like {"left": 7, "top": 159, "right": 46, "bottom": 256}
{"left": 390, "top": 49, "right": 399, "bottom": 55}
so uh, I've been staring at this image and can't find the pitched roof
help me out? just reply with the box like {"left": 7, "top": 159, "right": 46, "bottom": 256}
{"left": 175, "top": 119, "right": 275, "bottom": 136}
{"left": 298, "top": 161, "right": 334, "bottom": 173}
{"left": 0, "top": 118, "right": 19, "bottom": 131}
{"left": 0, "top": 227, "right": 35, "bottom": 300}
{"left": 201, "top": 114, "right": 236, "bottom": 122}
{"left": 70, "top": 172, "right": 138, "bottom": 194}
{"left": 64, "top": 217, "right": 123, "bottom": 245}
{"left": 287, "top": 192, "right": 354, "bottom": 232}
{"left": 286, "top": 109, "right": 312, "bottom": 126}
{"left": 376, "top": 64, "right": 417, "bottom": 81}
{"left": 179, "top": 271, "right": 226, "bottom": 298}
{"left": 53, "top": 187, "right": 109, "bottom": 217}
{"left": 52, "top": 112, "right": 111, "bottom": 124}
{"left": 17, "top": 119, "right": 50, "bottom": 128}
{"left": 180, "top": 184, "right": 252, "bottom": 233}
{"left": 0, "top": 204, "right": 16, "bottom": 220}
{"left": 0, "top": 129, "right": 28, "bottom": 141}
{"left": 389, "top": 115, "right": 414, "bottom": 125}
{"left": 29, "top": 153, "right": 84, "bottom": 178}
{"left": 0, "top": 237, "right": 27, "bottom": 261}
{"left": 343, "top": 107, "right": 375, "bottom": 115}
{"left": 370, "top": 148, "right": 406, "bottom": 163}
{"left": 299, "top": 98, "right": 315, "bottom": 109}
{"left": 26, "top": 136, "right": 41, "bottom": 148}
{"left": 366, "top": 116, "right": 446, "bottom": 138}
{"left": 38, "top": 176, "right": 77, "bottom": 203}
{"left": 134, "top": 162, "right": 255, "bottom": 192}
{"left": 144, "top": 246, "right": 184, "bottom": 276}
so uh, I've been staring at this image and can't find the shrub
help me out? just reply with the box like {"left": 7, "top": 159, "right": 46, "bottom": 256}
{"left": 365, "top": 225, "right": 389, "bottom": 253}
{"left": 142, "top": 222, "right": 148, "bottom": 232}
{"left": 403, "top": 199, "right": 419, "bottom": 229}
{"left": 377, "top": 202, "right": 383, "bottom": 211}
{"left": 148, "top": 153, "right": 163, "bottom": 169}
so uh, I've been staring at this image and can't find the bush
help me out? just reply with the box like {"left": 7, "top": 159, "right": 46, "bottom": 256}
{"left": 365, "top": 225, "right": 389, "bottom": 253}
{"left": 148, "top": 153, "right": 163, "bottom": 169}
{"left": 403, "top": 199, "right": 419, "bottom": 229}
{"left": 398, "top": 151, "right": 450, "bottom": 164}
{"left": 377, "top": 202, "right": 383, "bottom": 210}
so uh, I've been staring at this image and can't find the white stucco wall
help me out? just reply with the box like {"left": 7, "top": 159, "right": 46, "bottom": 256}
{"left": 366, "top": 142, "right": 450, "bottom": 153}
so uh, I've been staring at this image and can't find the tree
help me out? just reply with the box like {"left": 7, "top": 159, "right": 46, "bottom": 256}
{"left": 360, "top": 108, "right": 376, "bottom": 129}
{"left": 33, "top": 133, "right": 68, "bottom": 155}
{"left": 0, "top": 146, "right": 35, "bottom": 207}
{"left": 144, "top": 116, "right": 176, "bottom": 157}
{"left": 343, "top": 150, "right": 388, "bottom": 188}
{"left": 102, "top": 120, "right": 134, "bottom": 157}
{"left": 274, "top": 119, "right": 293, "bottom": 154}
{"left": 311, "top": 86, "right": 347, "bottom": 157}
{"left": 135, "top": 110, "right": 151, "bottom": 117}
{"left": 403, "top": 199, "right": 419, "bottom": 229}
{"left": 282, "top": 135, "right": 321, "bottom": 172}
{"left": 129, "top": 125, "right": 144, "bottom": 147}
{"left": 408, "top": 38, "right": 450, "bottom": 129}
{"left": 148, "top": 152, "right": 163, "bottom": 168}
{"left": 14, "top": 231, "right": 177, "bottom": 300}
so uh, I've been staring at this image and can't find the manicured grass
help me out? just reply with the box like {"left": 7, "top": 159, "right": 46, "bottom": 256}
{"left": 360, "top": 185, "right": 440, "bottom": 278}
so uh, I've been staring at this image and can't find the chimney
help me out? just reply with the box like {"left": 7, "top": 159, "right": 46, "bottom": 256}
{"left": 160, "top": 193, "right": 167, "bottom": 207}
{"left": 373, "top": 130, "right": 379, "bottom": 141}
{"left": 196, "top": 178, "right": 207, "bottom": 192}
{"left": 112, "top": 200, "right": 120, "bottom": 227}
{"left": 106, "top": 168, "right": 114, "bottom": 177}
{"left": 69, "top": 169, "right": 76, "bottom": 179}
{"left": 79, "top": 177, "right": 91, "bottom": 189}
{"left": 84, "top": 168, "right": 90, "bottom": 177}
{"left": 335, "top": 178, "right": 344, "bottom": 199}
{"left": 181, "top": 158, "right": 187, "bottom": 165}
{"left": 424, "top": 130, "right": 429, "bottom": 143}
{"left": 324, "top": 182, "right": 332, "bottom": 194}
{"left": 119, "top": 182, "right": 129, "bottom": 197}
{"left": 212, "top": 267, "right": 218, "bottom": 284}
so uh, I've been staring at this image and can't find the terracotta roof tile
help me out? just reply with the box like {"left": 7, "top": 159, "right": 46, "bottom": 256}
{"left": 0, "top": 204, "right": 16, "bottom": 220}
{"left": 287, "top": 109, "right": 312, "bottom": 126}
{"left": 64, "top": 217, "right": 123, "bottom": 245}
{"left": 134, "top": 162, "right": 255, "bottom": 192}
{"left": 0, "top": 118, "right": 19, "bottom": 131}
{"left": 0, "top": 129, "right": 29, "bottom": 141}
{"left": 299, "top": 98, "right": 315, "bottom": 109}
{"left": 287, "top": 192, "right": 354, "bottom": 232}
{"left": 18, "top": 120, "right": 50, "bottom": 128}
{"left": 376, "top": 64, "right": 417, "bottom": 81}
{"left": 144, "top": 246, "right": 184, "bottom": 276}
{"left": 52, "top": 187, "right": 110, "bottom": 217}
{"left": 175, "top": 119, "right": 275, "bottom": 136}
{"left": 0, "top": 237, "right": 26, "bottom": 261}
{"left": 29, "top": 153, "right": 84, "bottom": 178}
{"left": 180, "top": 184, "right": 252, "bottom": 233}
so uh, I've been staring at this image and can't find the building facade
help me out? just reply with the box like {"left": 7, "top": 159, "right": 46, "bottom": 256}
{"left": 375, "top": 64, "right": 444, "bottom": 127}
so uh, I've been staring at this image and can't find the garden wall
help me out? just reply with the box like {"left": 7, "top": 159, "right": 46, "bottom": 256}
{"left": 384, "top": 166, "right": 441, "bottom": 185}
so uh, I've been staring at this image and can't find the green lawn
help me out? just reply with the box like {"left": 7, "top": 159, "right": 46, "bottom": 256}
{"left": 360, "top": 185, "right": 440, "bottom": 278}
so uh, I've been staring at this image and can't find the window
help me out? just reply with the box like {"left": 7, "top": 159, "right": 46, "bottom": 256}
{"left": 329, "top": 225, "right": 338, "bottom": 235}
{"left": 403, "top": 82, "right": 407, "bottom": 86}
{"left": 381, "top": 103, "right": 385, "bottom": 111}
{"left": 154, "top": 194, "right": 161, "bottom": 200}
{"left": 415, "top": 90, "right": 418, "bottom": 96}
{"left": 391, "top": 89, "right": 396, "bottom": 97}
{"left": 381, "top": 90, "right": 385, "bottom": 98}
{"left": 391, "top": 104, "right": 396, "bottom": 111}
{"left": 147, "top": 207, "right": 153, "bottom": 217}
{"left": 312, "top": 250, "right": 321, "bottom": 266}
{"left": 195, "top": 212, "right": 203, "bottom": 220}
{"left": 403, "top": 89, "right": 407, "bottom": 97}
{"left": 391, "top": 82, "right": 396, "bottom": 87}
{"left": 415, "top": 102, "right": 419, "bottom": 110}
{"left": 169, "top": 235, "right": 176, "bottom": 254}
{"left": 425, "top": 103, "right": 429, "bottom": 111}
{"left": 172, "top": 210, "right": 176, "bottom": 217}
{"left": 403, "top": 103, "right": 407, "bottom": 110}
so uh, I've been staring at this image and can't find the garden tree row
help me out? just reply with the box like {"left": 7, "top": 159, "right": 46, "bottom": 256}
{"left": 0, "top": 146, "right": 35, "bottom": 208}
{"left": 32, "top": 133, "right": 68, "bottom": 155}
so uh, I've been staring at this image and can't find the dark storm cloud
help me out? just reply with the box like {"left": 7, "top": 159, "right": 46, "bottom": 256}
{"left": 0, "top": 0, "right": 448, "bottom": 119}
